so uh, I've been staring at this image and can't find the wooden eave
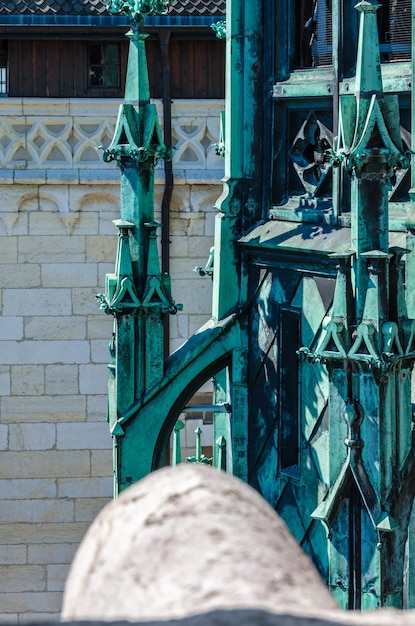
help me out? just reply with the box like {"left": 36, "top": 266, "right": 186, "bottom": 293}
{"left": 0, "top": 23, "right": 219, "bottom": 39}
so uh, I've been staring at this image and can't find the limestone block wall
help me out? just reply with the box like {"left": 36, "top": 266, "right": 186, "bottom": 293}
{"left": 0, "top": 97, "right": 223, "bottom": 622}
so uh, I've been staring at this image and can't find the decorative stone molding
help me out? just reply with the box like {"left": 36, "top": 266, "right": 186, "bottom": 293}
{"left": 0, "top": 98, "right": 224, "bottom": 184}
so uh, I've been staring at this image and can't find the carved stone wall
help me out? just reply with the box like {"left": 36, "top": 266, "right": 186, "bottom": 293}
{"left": 0, "top": 99, "right": 223, "bottom": 176}
{"left": 0, "top": 97, "right": 223, "bottom": 620}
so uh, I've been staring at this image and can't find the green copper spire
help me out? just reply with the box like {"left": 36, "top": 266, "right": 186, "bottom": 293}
{"left": 101, "top": 0, "right": 171, "bottom": 287}
{"left": 335, "top": 0, "right": 409, "bottom": 320}
{"left": 354, "top": 1, "right": 382, "bottom": 97}
{"left": 302, "top": 0, "right": 415, "bottom": 610}
{"left": 99, "top": 0, "right": 179, "bottom": 495}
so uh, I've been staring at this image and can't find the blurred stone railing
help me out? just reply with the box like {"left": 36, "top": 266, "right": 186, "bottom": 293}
{"left": 1, "top": 613, "right": 410, "bottom": 626}
{"left": 2, "top": 611, "right": 412, "bottom": 626}
{"left": 0, "top": 98, "right": 224, "bottom": 185}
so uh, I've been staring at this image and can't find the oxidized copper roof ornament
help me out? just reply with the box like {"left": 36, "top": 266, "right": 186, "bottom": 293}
{"left": 106, "top": 0, "right": 172, "bottom": 23}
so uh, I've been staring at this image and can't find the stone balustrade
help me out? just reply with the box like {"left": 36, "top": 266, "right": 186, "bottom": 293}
{"left": 0, "top": 98, "right": 224, "bottom": 185}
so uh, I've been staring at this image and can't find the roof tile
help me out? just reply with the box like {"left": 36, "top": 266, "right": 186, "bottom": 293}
{"left": 0, "top": 0, "right": 226, "bottom": 16}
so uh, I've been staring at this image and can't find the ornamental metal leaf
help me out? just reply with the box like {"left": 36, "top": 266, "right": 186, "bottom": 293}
{"left": 106, "top": 0, "right": 173, "bottom": 23}
{"left": 211, "top": 20, "right": 226, "bottom": 39}
{"left": 289, "top": 112, "right": 333, "bottom": 197}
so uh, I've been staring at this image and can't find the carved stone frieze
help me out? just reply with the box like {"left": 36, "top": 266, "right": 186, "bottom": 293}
{"left": 0, "top": 98, "right": 224, "bottom": 176}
